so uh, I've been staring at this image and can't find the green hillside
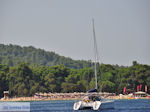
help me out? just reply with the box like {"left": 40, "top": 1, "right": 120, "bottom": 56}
{"left": 0, "top": 44, "right": 92, "bottom": 68}
{"left": 0, "top": 44, "right": 150, "bottom": 97}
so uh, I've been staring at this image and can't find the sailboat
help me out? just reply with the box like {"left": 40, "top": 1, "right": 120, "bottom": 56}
{"left": 73, "top": 19, "right": 102, "bottom": 110}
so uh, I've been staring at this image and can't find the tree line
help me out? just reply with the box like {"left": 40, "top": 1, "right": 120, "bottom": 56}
{"left": 0, "top": 61, "right": 150, "bottom": 97}
{"left": 0, "top": 44, "right": 92, "bottom": 69}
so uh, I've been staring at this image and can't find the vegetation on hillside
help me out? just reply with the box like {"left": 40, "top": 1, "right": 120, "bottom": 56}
{"left": 0, "top": 61, "right": 150, "bottom": 97}
{"left": 0, "top": 44, "right": 92, "bottom": 69}
{"left": 0, "top": 44, "right": 150, "bottom": 97}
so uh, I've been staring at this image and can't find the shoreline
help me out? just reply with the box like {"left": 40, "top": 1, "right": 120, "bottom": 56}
{"left": 1, "top": 97, "right": 150, "bottom": 102}
{"left": 1, "top": 92, "right": 114, "bottom": 101}
{"left": 1, "top": 92, "right": 150, "bottom": 102}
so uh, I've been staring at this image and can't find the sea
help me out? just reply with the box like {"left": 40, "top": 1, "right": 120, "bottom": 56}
{"left": 31, "top": 99, "right": 150, "bottom": 112}
{"left": 1, "top": 99, "right": 150, "bottom": 112}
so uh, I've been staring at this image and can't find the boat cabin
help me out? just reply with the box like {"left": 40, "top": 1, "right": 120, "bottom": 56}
{"left": 82, "top": 94, "right": 101, "bottom": 102}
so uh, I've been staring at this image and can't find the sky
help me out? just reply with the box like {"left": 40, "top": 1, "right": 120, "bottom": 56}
{"left": 0, "top": 0, "right": 150, "bottom": 66}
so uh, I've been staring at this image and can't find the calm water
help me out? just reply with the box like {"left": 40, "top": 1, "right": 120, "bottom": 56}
{"left": 30, "top": 99, "right": 150, "bottom": 112}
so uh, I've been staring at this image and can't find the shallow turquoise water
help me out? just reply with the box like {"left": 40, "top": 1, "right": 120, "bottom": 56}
{"left": 30, "top": 99, "right": 150, "bottom": 112}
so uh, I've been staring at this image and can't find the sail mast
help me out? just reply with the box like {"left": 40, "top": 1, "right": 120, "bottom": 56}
{"left": 92, "top": 19, "right": 98, "bottom": 90}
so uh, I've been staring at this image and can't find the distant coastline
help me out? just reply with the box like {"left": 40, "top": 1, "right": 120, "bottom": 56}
{"left": 0, "top": 44, "right": 150, "bottom": 99}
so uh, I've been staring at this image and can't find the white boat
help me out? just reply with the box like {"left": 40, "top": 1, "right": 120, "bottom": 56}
{"left": 73, "top": 94, "right": 102, "bottom": 110}
{"left": 73, "top": 19, "right": 102, "bottom": 110}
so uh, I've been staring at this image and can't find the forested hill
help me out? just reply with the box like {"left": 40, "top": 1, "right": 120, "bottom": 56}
{"left": 0, "top": 44, "right": 92, "bottom": 68}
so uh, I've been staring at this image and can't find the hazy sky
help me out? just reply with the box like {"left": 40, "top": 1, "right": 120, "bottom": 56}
{"left": 0, "top": 0, "right": 150, "bottom": 66}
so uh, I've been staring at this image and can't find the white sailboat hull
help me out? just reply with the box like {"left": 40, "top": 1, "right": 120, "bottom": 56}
{"left": 73, "top": 101, "right": 101, "bottom": 110}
